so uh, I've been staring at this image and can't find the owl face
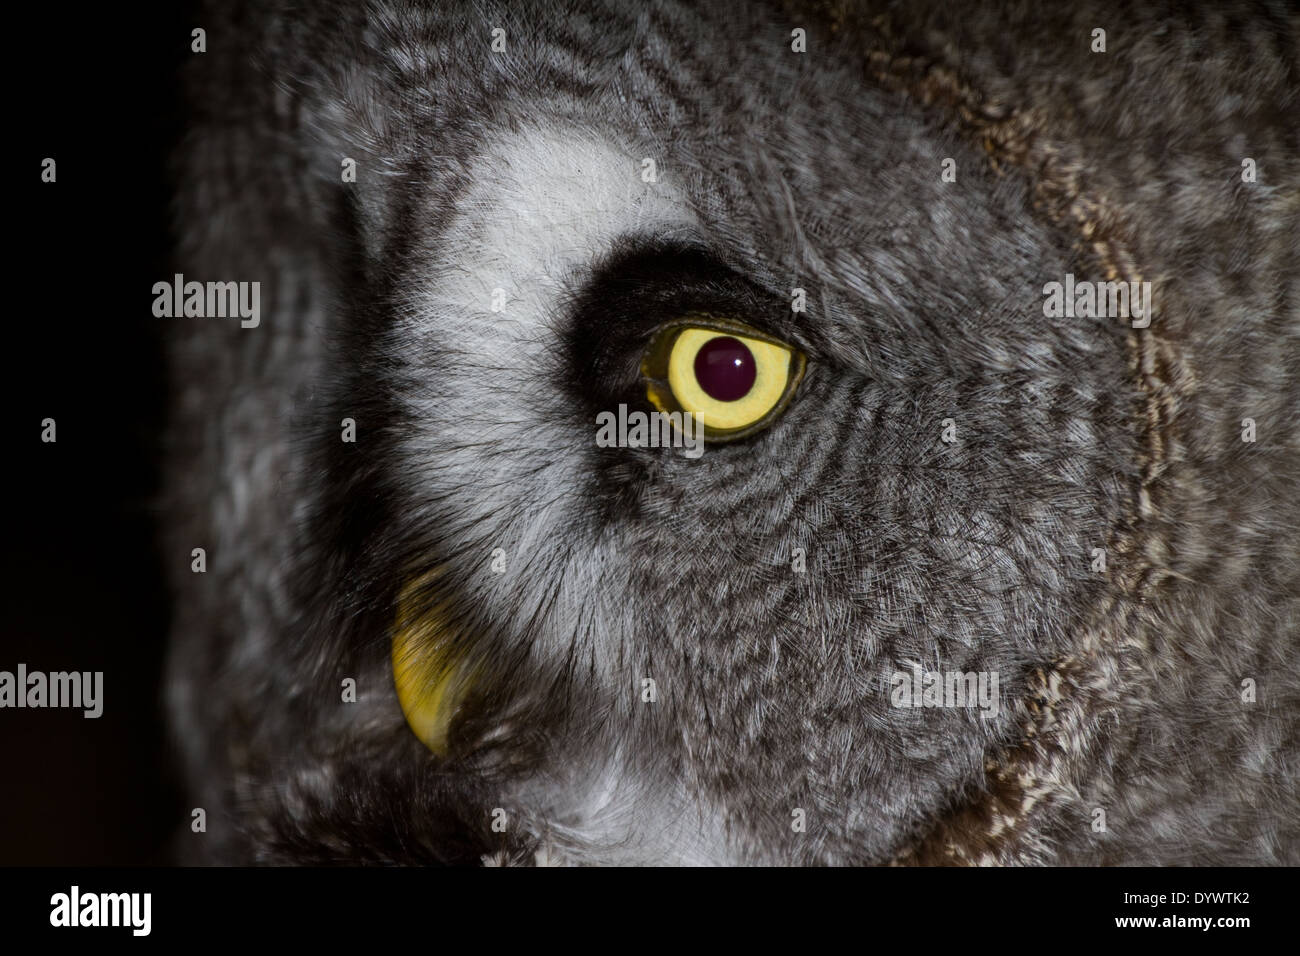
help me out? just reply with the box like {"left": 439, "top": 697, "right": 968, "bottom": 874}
{"left": 281, "top": 3, "right": 1144, "bottom": 865}
{"left": 174, "top": 0, "right": 1147, "bottom": 865}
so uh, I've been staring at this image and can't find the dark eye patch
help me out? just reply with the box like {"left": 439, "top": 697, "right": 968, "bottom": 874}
{"left": 555, "top": 238, "right": 801, "bottom": 420}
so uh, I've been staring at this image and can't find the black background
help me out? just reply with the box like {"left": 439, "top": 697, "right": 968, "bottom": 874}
{"left": 5, "top": 3, "right": 196, "bottom": 864}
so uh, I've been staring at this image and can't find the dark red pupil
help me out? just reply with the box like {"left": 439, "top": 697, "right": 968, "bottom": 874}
{"left": 693, "top": 336, "right": 756, "bottom": 402}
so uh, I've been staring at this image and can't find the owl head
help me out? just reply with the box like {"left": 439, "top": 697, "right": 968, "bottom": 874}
{"left": 168, "top": 0, "right": 1164, "bottom": 866}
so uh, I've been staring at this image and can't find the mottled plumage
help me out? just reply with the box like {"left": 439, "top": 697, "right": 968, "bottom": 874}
{"left": 164, "top": 0, "right": 1299, "bottom": 864}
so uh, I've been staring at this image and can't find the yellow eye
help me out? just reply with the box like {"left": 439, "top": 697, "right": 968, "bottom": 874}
{"left": 642, "top": 316, "right": 805, "bottom": 440}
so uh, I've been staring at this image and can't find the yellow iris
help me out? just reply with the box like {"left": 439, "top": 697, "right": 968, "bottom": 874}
{"left": 643, "top": 316, "right": 805, "bottom": 440}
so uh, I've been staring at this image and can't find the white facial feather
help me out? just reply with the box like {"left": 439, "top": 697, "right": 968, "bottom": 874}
{"left": 391, "top": 123, "right": 736, "bottom": 862}
{"left": 396, "top": 122, "right": 698, "bottom": 654}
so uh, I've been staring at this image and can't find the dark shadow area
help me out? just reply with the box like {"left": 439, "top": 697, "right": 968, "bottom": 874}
{"left": 4, "top": 2, "right": 195, "bottom": 864}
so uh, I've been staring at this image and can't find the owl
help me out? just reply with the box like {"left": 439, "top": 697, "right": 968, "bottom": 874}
{"left": 163, "top": 0, "right": 1300, "bottom": 864}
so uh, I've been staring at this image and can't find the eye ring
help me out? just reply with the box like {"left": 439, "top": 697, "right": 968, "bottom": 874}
{"left": 641, "top": 314, "right": 806, "bottom": 442}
